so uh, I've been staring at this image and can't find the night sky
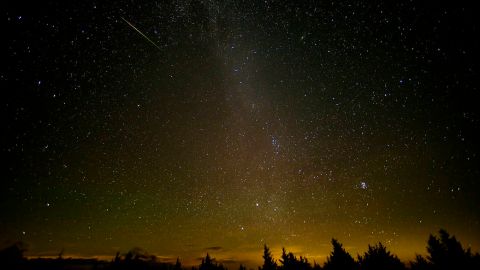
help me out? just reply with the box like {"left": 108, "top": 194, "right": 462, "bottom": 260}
{"left": 2, "top": 0, "right": 479, "bottom": 267}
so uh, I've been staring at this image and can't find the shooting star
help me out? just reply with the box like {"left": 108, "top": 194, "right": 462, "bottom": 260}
{"left": 120, "top": 16, "right": 162, "bottom": 50}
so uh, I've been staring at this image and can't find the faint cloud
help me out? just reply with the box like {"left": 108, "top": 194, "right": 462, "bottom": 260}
{"left": 156, "top": 256, "right": 178, "bottom": 263}
{"left": 205, "top": 246, "right": 223, "bottom": 251}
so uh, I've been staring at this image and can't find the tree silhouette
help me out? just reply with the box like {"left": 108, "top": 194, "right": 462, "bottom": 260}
{"left": 199, "top": 253, "right": 225, "bottom": 270}
{"left": 411, "top": 229, "right": 480, "bottom": 270}
{"left": 279, "top": 248, "right": 311, "bottom": 270}
{"left": 279, "top": 248, "right": 294, "bottom": 270}
{"left": 175, "top": 257, "right": 182, "bottom": 270}
{"left": 109, "top": 247, "right": 162, "bottom": 270}
{"left": 312, "top": 261, "right": 322, "bottom": 270}
{"left": 260, "top": 244, "right": 277, "bottom": 270}
{"left": 114, "top": 251, "right": 121, "bottom": 264}
{"left": 58, "top": 248, "right": 65, "bottom": 260}
{"left": 323, "top": 238, "right": 357, "bottom": 270}
{"left": 1, "top": 229, "right": 479, "bottom": 270}
{"left": 358, "top": 242, "right": 404, "bottom": 270}
{"left": 200, "top": 253, "right": 214, "bottom": 270}
{"left": 0, "top": 241, "right": 27, "bottom": 268}
{"left": 410, "top": 254, "right": 431, "bottom": 270}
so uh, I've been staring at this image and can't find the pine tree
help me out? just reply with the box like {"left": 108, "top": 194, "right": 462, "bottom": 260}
{"left": 425, "top": 229, "right": 479, "bottom": 270}
{"left": 358, "top": 242, "right": 404, "bottom": 270}
{"left": 279, "top": 248, "right": 311, "bottom": 270}
{"left": 260, "top": 245, "right": 277, "bottom": 270}
{"left": 200, "top": 253, "right": 216, "bottom": 270}
{"left": 323, "top": 239, "right": 357, "bottom": 270}
{"left": 175, "top": 257, "right": 182, "bottom": 270}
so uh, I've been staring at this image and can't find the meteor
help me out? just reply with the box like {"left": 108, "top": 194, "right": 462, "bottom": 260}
{"left": 120, "top": 16, "right": 162, "bottom": 50}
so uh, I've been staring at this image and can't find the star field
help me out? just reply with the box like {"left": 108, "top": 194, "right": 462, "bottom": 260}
{"left": 2, "top": 0, "right": 479, "bottom": 267}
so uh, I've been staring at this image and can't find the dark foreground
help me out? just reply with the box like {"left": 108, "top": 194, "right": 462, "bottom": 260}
{"left": 1, "top": 230, "right": 479, "bottom": 270}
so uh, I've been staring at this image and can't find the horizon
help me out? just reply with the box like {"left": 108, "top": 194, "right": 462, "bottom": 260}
{"left": 16, "top": 229, "right": 480, "bottom": 269}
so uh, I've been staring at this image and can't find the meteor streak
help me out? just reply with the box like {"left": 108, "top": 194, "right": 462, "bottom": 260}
{"left": 120, "top": 17, "right": 162, "bottom": 50}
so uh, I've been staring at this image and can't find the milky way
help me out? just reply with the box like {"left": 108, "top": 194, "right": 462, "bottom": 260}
{"left": 2, "top": 1, "right": 479, "bottom": 268}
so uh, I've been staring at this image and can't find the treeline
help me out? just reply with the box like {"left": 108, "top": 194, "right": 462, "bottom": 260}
{"left": 1, "top": 229, "right": 479, "bottom": 270}
{"left": 259, "top": 229, "right": 480, "bottom": 270}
